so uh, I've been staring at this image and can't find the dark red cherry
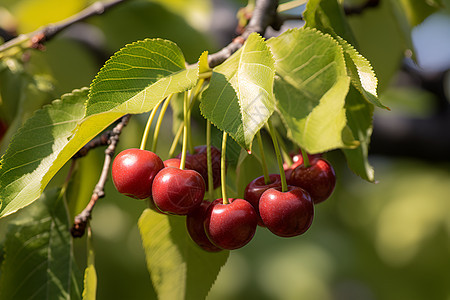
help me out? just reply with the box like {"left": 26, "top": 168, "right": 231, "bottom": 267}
{"left": 163, "top": 158, "right": 192, "bottom": 169}
{"left": 204, "top": 198, "right": 258, "bottom": 250}
{"left": 152, "top": 167, "right": 205, "bottom": 215}
{"left": 289, "top": 158, "right": 336, "bottom": 204}
{"left": 259, "top": 186, "right": 314, "bottom": 237}
{"left": 112, "top": 148, "right": 164, "bottom": 199}
{"left": 244, "top": 174, "right": 282, "bottom": 226}
{"left": 177, "top": 145, "right": 223, "bottom": 190}
{"left": 186, "top": 200, "right": 222, "bottom": 252}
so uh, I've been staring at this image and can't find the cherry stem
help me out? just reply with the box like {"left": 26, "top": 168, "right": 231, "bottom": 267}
{"left": 186, "top": 90, "right": 194, "bottom": 154}
{"left": 151, "top": 94, "right": 173, "bottom": 153}
{"left": 301, "top": 147, "right": 310, "bottom": 168}
{"left": 140, "top": 100, "right": 163, "bottom": 150}
{"left": 167, "top": 81, "right": 205, "bottom": 158}
{"left": 168, "top": 122, "right": 184, "bottom": 158}
{"left": 256, "top": 131, "right": 270, "bottom": 184}
{"left": 267, "top": 119, "right": 288, "bottom": 192}
{"left": 274, "top": 127, "right": 293, "bottom": 166}
{"left": 206, "top": 121, "right": 214, "bottom": 201}
{"left": 179, "top": 92, "right": 189, "bottom": 170}
{"left": 221, "top": 131, "right": 228, "bottom": 204}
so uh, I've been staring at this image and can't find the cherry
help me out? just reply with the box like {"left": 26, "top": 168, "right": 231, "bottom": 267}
{"left": 111, "top": 148, "right": 164, "bottom": 199}
{"left": 163, "top": 158, "right": 192, "bottom": 169}
{"left": 204, "top": 198, "right": 258, "bottom": 250}
{"left": 244, "top": 174, "right": 282, "bottom": 226}
{"left": 152, "top": 167, "right": 205, "bottom": 215}
{"left": 186, "top": 200, "right": 222, "bottom": 252}
{"left": 259, "top": 186, "right": 314, "bottom": 237}
{"left": 289, "top": 158, "right": 336, "bottom": 204}
{"left": 284, "top": 151, "right": 321, "bottom": 183}
{"left": 177, "top": 145, "right": 222, "bottom": 190}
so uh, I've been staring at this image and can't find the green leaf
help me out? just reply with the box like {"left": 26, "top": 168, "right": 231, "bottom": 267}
{"left": 268, "top": 28, "right": 354, "bottom": 154}
{"left": 304, "top": 0, "right": 357, "bottom": 46}
{"left": 346, "top": 0, "right": 410, "bottom": 91}
{"left": 0, "top": 188, "right": 82, "bottom": 300}
{"left": 200, "top": 32, "right": 276, "bottom": 151}
{"left": 0, "top": 38, "right": 198, "bottom": 218}
{"left": 138, "top": 209, "right": 229, "bottom": 300}
{"left": 336, "top": 36, "right": 387, "bottom": 109}
{"left": 82, "top": 229, "right": 97, "bottom": 300}
{"left": 342, "top": 86, "right": 375, "bottom": 182}
{"left": 87, "top": 38, "right": 198, "bottom": 117}
{"left": 0, "top": 88, "right": 88, "bottom": 218}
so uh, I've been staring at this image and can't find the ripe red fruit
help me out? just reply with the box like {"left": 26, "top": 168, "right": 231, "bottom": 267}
{"left": 283, "top": 152, "right": 321, "bottom": 182}
{"left": 163, "top": 158, "right": 192, "bottom": 169}
{"left": 204, "top": 198, "right": 258, "bottom": 250}
{"left": 152, "top": 167, "right": 205, "bottom": 215}
{"left": 289, "top": 158, "right": 336, "bottom": 204}
{"left": 177, "top": 145, "right": 223, "bottom": 190}
{"left": 259, "top": 186, "right": 314, "bottom": 237}
{"left": 244, "top": 174, "right": 282, "bottom": 226}
{"left": 111, "top": 148, "right": 164, "bottom": 199}
{"left": 186, "top": 200, "right": 222, "bottom": 252}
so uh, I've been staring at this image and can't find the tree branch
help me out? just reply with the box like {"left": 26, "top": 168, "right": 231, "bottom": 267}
{"left": 0, "top": 0, "right": 128, "bottom": 55}
{"left": 208, "top": 0, "right": 280, "bottom": 68}
{"left": 71, "top": 114, "right": 131, "bottom": 238}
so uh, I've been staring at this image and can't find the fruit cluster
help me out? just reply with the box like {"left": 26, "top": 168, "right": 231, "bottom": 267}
{"left": 112, "top": 147, "right": 336, "bottom": 252}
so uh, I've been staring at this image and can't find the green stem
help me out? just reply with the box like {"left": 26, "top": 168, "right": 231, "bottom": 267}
{"left": 151, "top": 94, "right": 173, "bottom": 153}
{"left": 267, "top": 119, "right": 288, "bottom": 192}
{"left": 300, "top": 148, "right": 310, "bottom": 168}
{"left": 277, "top": 0, "right": 307, "bottom": 13}
{"left": 206, "top": 121, "right": 214, "bottom": 201}
{"left": 256, "top": 131, "right": 270, "bottom": 184}
{"left": 221, "top": 131, "right": 228, "bottom": 204}
{"left": 274, "top": 127, "right": 292, "bottom": 166}
{"left": 179, "top": 92, "right": 189, "bottom": 170}
{"left": 140, "top": 101, "right": 162, "bottom": 150}
{"left": 198, "top": 71, "right": 212, "bottom": 80}
{"left": 168, "top": 122, "right": 184, "bottom": 158}
{"left": 186, "top": 90, "right": 194, "bottom": 155}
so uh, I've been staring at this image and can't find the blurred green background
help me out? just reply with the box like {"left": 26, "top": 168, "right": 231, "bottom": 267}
{"left": 0, "top": 0, "right": 449, "bottom": 299}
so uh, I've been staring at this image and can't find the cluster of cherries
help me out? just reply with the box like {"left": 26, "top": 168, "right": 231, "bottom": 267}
{"left": 111, "top": 146, "right": 335, "bottom": 252}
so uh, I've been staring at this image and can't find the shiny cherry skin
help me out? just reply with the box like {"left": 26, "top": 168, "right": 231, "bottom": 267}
{"left": 163, "top": 158, "right": 192, "bottom": 169}
{"left": 152, "top": 167, "right": 205, "bottom": 215}
{"left": 284, "top": 152, "right": 321, "bottom": 183}
{"left": 111, "top": 148, "right": 164, "bottom": 199}
{"left": 289, "top": 158, "right": 336, "bottom": 204}
{"left": 186, "top": 200, "right": 222, "bottom": 252}
{"left": 204, "top": 198, "right": 258, "bottom": 250}
{"left": 177, "top": 145, "right": 223, "bottom": 190}
{"left": 244, "top": 174, "right": 282, "bottom": 226}
{"left": 259, "top": 186, "right": 314, "bottom": 237}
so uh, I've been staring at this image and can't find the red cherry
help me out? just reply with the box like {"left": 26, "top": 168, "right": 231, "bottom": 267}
{"left": 152, "top": 167, "right": 205, "bottom": 215}
{"left": 244, "top": 174, "right": 282, "bottom": 226}
{"left": 111, "top": 148, "right": 164, "bottom": 199}
{"left": 289, "top": 158, "right": 336, "bottom": 204}
{"left": 177, "top": 145, "right": 223, "bottom": 190}
{"left": 163, "top": 158, "right": 192, "bottom": 169}
{"left": 204, "top": 198, "right": 258, "bottom": 250}
{"left": 259, "top": 186, "right": 314, "bottom": 237}
{"left": 186, "top": 200, "right": 222, "bottom": 252}
{"left": 284, "top": 152, "right": 321, "bottom": 183}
